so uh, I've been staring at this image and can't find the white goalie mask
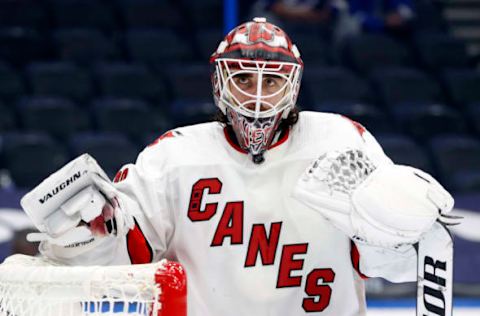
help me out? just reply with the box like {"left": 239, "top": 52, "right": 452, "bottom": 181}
{"left": 210, "top": 17, "right": 303, "bottom": 163}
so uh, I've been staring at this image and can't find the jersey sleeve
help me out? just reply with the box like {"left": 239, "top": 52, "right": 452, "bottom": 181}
{"left": 354, "top": 242, "right": 417, "bottom": 282}
{"left": 112, "top": 144, "right": 176, "bottom": 264}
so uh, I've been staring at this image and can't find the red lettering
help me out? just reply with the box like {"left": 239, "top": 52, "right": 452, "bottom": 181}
{"left": 302, "top": 268, "right": 335, "bottom": 312}
{"left": 188, "top": 178, "right": 222, "bottom": 221}
{"left": 245, "top": 222, "right": 282, "bottom": 267}
{"left": 211, "top": 201, "right": 244, "bottom": 246}
{"left": 277, "top": 243, "right": 308, "bottom": 288}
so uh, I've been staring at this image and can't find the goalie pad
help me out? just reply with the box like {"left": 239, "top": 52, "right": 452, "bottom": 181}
{"left": 294, "top": 149, "right": 454, "bottom": 248}
{"left": 21, "top": 154, "right": 134, "bottom": 250}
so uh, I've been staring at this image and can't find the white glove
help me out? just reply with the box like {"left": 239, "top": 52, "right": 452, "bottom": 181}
{"left": 293, "top": 148, "right": 455, "bottom": 248}
{"left": 21, "top": 154, "right": 134, "bottom": 254}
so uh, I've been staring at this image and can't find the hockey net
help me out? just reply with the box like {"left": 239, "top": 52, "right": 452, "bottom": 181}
{"left": 0, "top": 254, "right": 187, "bottom": 316}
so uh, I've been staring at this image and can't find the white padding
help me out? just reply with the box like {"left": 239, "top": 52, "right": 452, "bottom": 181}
{"left": 21, "top": 154, "right": 116, "bottom": 236}
{"left": 353, "top": 165, "right": 453, "bottom": 236}
{"left": 294, "top": 149, "right": 454, "bottom": 248}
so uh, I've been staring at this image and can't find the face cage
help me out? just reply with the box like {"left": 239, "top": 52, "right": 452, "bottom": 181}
{"left": 213, "top": 58, "right": 302, "bottom": 163}
{"left": 213, "top": 58, "right": 302, "bottom": 119}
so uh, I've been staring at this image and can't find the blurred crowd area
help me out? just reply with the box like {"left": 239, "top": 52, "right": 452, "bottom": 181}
{"left": 0, "top": 0, "right": 479, "bottom": 303}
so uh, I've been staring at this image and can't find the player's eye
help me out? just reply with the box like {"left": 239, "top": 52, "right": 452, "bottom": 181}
{"left": 263, "top": 76, "right": 284, "bottom": 93}
{"left": 234, "top": 75, "right": 250, "bottom": 86}
{"left": 264, "top": 77, "right": 277, "bottom": 87}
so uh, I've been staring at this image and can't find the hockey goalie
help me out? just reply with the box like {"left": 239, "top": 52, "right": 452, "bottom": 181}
{"left": 19, "top": 17, "right": 457, "bottom": 316}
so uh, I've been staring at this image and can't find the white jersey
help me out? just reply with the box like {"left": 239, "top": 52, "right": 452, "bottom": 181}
{"left": 42, "top": 111, "right": 417, "bottom": 315}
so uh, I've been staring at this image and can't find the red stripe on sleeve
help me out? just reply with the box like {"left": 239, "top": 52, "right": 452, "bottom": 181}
{"left": 350, "top": 241, "right": 369, "bottom": 280}
{"left": 126, "top": 219, "right": 153, "bottom": 264}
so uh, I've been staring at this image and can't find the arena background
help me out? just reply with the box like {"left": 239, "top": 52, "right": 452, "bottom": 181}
{"left": 0, "top": 0, "right": 479, "bottom": 314}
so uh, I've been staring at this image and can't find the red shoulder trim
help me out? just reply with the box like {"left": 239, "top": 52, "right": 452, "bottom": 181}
{"left": 113, "top": 168, "right": 129, "bottom": 183}
{"left": 148, "top": 130, "right": 177, "bottom": 147}
{"left": 341, "top": 116, "right": 366, "bottom": 137}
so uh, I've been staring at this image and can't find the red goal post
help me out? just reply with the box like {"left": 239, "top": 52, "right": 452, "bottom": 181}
{"left": 0, "top": 254, "right": 187, "bottom": 316}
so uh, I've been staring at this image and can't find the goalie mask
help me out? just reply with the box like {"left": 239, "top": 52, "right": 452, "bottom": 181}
{"left": 210, "top": 17, "right": 303, "bottom": 164}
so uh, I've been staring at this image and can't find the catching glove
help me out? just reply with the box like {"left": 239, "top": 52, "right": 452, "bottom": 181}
{"left": 293, "top": 148, "right": 456, "bottom": 248}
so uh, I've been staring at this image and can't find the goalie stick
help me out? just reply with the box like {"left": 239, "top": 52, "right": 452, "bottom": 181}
{"left": 416, "top": 221, "right": 455, "bottom": 316}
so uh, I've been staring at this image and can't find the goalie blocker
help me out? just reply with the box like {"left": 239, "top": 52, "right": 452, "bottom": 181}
{"left": 20, "top": 154, "right": 134, "bottom": 258}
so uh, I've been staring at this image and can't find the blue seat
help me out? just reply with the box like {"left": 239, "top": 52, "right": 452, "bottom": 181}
{"left": 18, "top": 97, "right": 88, "bottom": 140}
{"left": 376, "top": 133, "right": 434, "bottom": 175}
{"left": 0, "top": 0, "right": 48, "bottom": 29}
{"left": 96, "top": 63, "right": 168, "bottom": 104}
{"left": 291, "top": 33, "right": 329, "bottom": 66}
{"left": 50, "top": 0, "right": 117, "bottom": 32}
{"left": 340, "top": 34, "right": 412, "bottom": 74}
{"left": 453, "top": 235, "right": 480, "bottom": 291}
{"left": 92, "top": 98, "right": 161, "bottom": 140}
{"left": 0, "top": 239, "right": 12, "bottom": 263}
{"left": 0, "top": 62, "right": 25, "bottom": 103}
{"left": 413, "top": 0, "right": 448, "bottom": 32}
{"left": 26, "top": 62, "right": 93, "bottom": 102}
{"left": 467, "top": 102, "right": 480, "bottom": 137}
{"left": 0, "top": 27, "right": 50, "bottom": 66}
{"left": 370, "top": 67, "right": 443, "bottom": 108}
{"left": 195, "top": 29, "right": 224, "bottom": 61}
{"left": 69, "top": 132, "right": 138, "bottom": 178}
{"left": 167, "top": 64, "right": 212, "bottom": 102}
{"left": 442, "top": 69, "right": 480, "bottom": 107}
{"left": 430, "top": 135, "right": 480, "bottom": 192}
{"left": 303, "top": 66, "right": 372, "bottom": 105}
{"left": 0, "top": 102, "right": 16, "bottom": 132}
{"left": 170, "top": 100, "right": 216, "bottom": 126}
{"left": 1, "top": 132, "right": 69, "bottom": 188}
{"left": 413, "top": 33, "right": 469, "bottom": 71}
{"left": 118, "top": 0, "right": 185, "bottom": 29}
{"left": 183, "top": 0, "right": 222, "bottom": 29}
{"left": 125, "top": 29, "right": 194, "bottom": 65}
{"left": 316, "top": 101, "right": 395, "bottom": 134}
{"left": 53, "top": 29, "right": 120, "bottom": 66}
{"left": 393, "top": 103, "right": 468, "bottom": 141}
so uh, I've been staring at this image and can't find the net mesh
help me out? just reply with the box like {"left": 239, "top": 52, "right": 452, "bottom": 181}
{"left": 0, "top": 255, "right": 186, "bottom": 316}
